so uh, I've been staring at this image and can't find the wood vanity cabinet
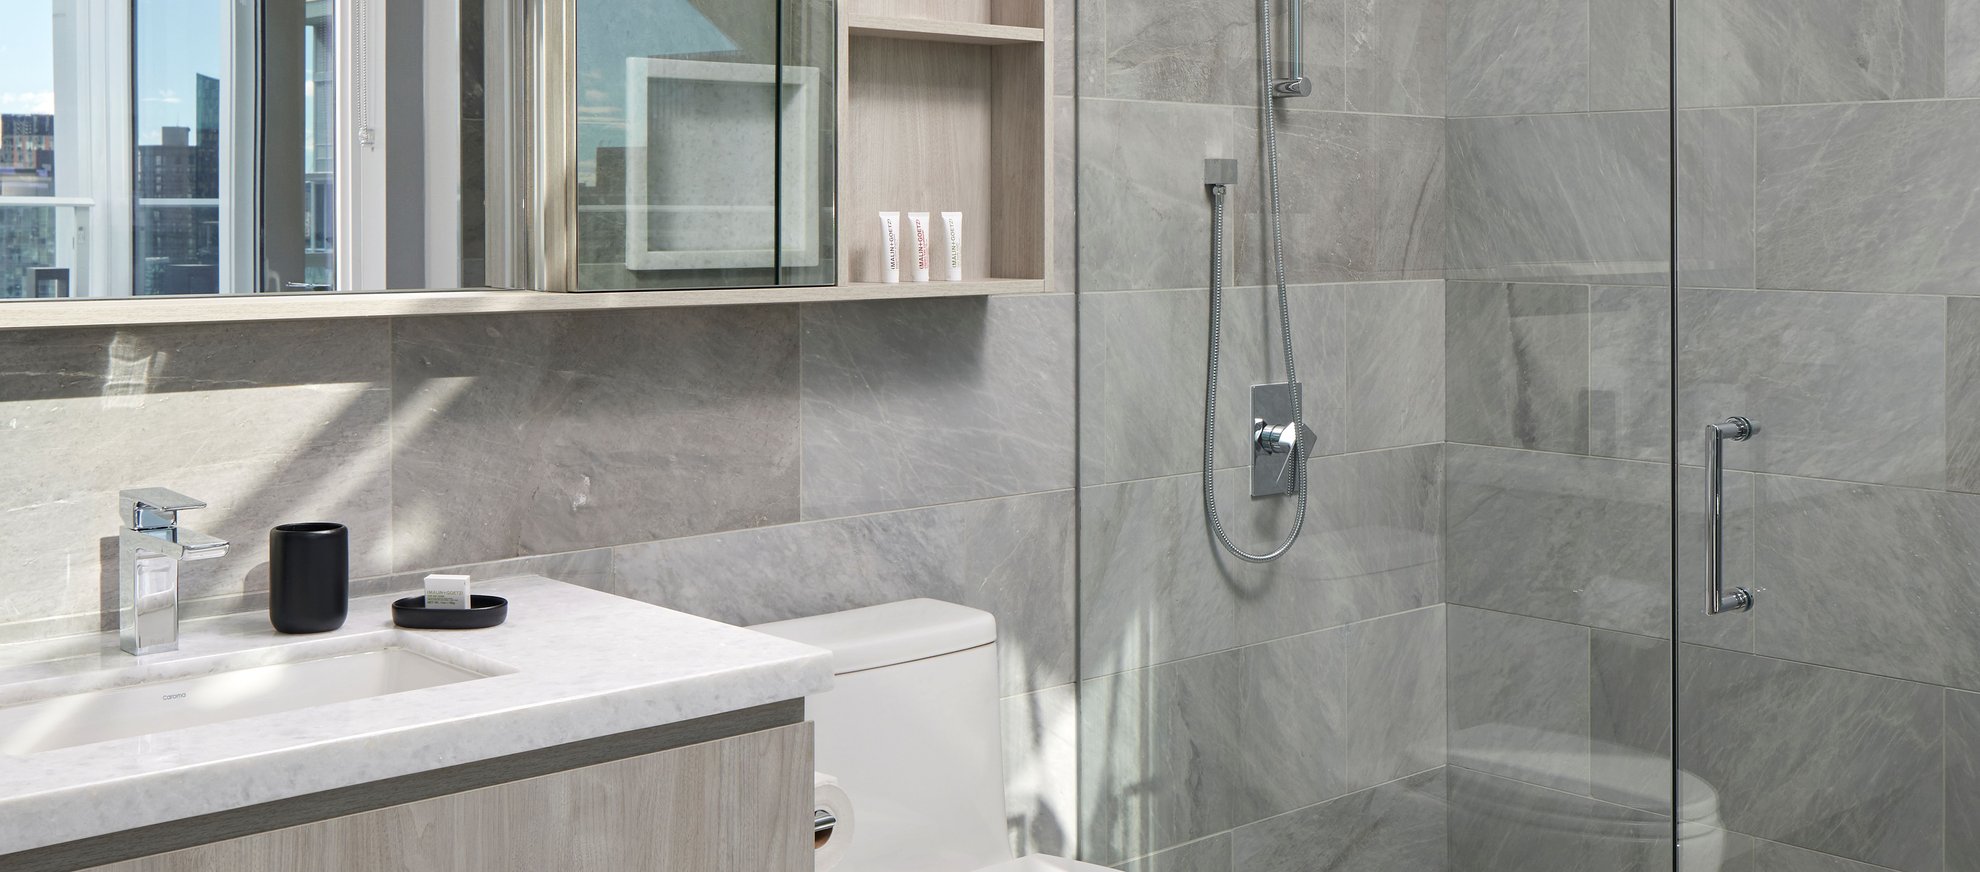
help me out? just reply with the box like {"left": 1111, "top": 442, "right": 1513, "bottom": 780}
{"left": 82, "top": 723, "right": 813, "bottom": 872}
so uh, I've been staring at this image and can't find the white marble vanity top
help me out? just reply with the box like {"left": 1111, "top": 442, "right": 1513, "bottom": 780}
{"left": 0, "top": 576, "right": 833, "bottom": 856}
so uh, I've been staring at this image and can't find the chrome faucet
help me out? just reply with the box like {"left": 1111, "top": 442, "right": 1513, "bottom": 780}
{"left": 118, "top": 488, "right": 229, "bottom": 655}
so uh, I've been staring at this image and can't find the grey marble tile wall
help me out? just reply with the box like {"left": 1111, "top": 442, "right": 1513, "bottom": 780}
{"left": 1077, "top": 0, "right": 1451, "bottom": 867}
{"left": 1081, "top": 607, "right": 1449, "bottom": 868}
{"left": 0, "top": 294, "right": 1078, "bottom": 857}
{"left": 1666, "top": 7, "right": 1980, "bottom": 871}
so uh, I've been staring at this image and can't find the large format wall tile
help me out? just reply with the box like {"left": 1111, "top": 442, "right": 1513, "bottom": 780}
{"left": 1676, "top": 0, "right": 1944, "bottom": 107}
{"left": 1445, "top": 281, "right": 1590, "bottom": 454}
{"left": 1237, "top": 445, "right": 1446, "bottom": 647}
{"left": 1953, "top": 0, "right": 1980, "bottom": 96}
{"left": 1590, "top": 0, "right": 1671, "bottom": 110}
{"left": 1080, "top": 473, "right": 1242, "bottom": 676}
{"left": 1753, "top": 475, "right": 1980, "bottom": 691}
{"left": 1446, "top": 0, "right": 1588, "bottom": 116}
{"left": 1678, "top": 109, "right": 1758, "bottom": 290}
{"left": 1445, "top": 765, "right": 1671, "bottom": 872}
{"left": 0, "top": 322, "right": 392, "bottom": 628}
{"left": 1080, "top": 651, "right": 1243, "bottom": 866}
{"left": 1100, "top": 0, "right": 1338, "bottom": 107}
{"left": 391, "top": 308, "right": 799, "bottom": 569}
{"left": 1446, "top": 112, "right": 1669, "bottom": 285}
{"left": 1346, "top": 281, "right": 1445, "bottom": 452}
{"left": 1446, "top": 445, "right": 1670, "bottom": 637}
{"left": 1082, "top": 445, "right": 1443, "bottom": 678}
{"left": 1949, "top": 690, "right": 1980, "bottom": 871}
{"left": 1678, "top": 645, "right": 1943, "bottom": 872}
{"left": 1004, "top": 683, "right": 1078, "bottom": 858}
{"left": 1676, "top": 287, "right": 1946, "bottom": 488}
{"left": 1232, "top": 769, "right": 1448, "bottom": 872}
{"left": 1589, "top": 286, "right": 1672, "bottom": 462}
{"left": 1232, "top": 112, "right": 1446, "bottom": 285}
{"left": 798, "top": 294, "right": 1074, "bottom": 518}
{"left": 1238, "top": 608, "right": 1446, "bottom": 820}
{"left": 1447, "top": 607, "right": 1592, "bottom": 794}
{"left": 1950, "top": 298, "right": 1980, "bottom": 493}
{"left": 613, "top": 491, "right": 1074, "bottom": 697}
{"left": 1589, "top": 630, "right": 1672, "bottom": 814}
{"left": 1756, "top": 101, "right": 1980, "bottom": 295}
{"left": 1347, "top": 0, "right": 1447, "bottom": 116}
{"left": 1078, "top": 99, "right": 1237, "bottom": 293}
{"left": 1079, "top": 285, "right": 1343, "bottom": 486}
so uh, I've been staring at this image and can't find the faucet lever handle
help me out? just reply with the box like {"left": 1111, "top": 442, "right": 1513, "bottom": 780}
{"left": 120, "top": 487, "right": 208, "bottom": 529}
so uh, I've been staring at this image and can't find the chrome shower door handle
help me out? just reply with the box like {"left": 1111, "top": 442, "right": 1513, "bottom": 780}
{"left": 1705, "top": 417, "right": 1756, "bottom": 615}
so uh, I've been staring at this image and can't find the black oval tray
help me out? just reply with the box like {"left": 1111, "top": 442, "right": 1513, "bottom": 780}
{"left": 392, "top": 594, "right": 508, "bottom": 629}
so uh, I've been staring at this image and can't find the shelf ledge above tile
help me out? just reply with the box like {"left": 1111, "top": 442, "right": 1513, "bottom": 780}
{"left": 846, "top": 15, "right": 1046, "bottom": 45}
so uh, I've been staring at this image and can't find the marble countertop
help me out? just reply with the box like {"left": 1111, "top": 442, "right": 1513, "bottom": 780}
{"left": 0, "top": 576, "right": 833, "bottom": 856}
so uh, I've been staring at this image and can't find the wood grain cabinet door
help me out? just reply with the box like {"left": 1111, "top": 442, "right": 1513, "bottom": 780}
{"left": 89, "top": 723, "right": 814, "bottom": 872}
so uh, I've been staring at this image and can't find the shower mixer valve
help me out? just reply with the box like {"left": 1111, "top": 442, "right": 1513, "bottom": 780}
{"left": 1249, "top": 382, "right": 1312, "bottom": 497}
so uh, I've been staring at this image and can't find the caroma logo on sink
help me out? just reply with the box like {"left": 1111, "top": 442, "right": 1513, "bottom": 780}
{"left": 161, "top": 692, "right": 188, "bottom": 701}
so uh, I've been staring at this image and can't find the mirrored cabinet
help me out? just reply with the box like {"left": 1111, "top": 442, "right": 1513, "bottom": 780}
{"left": 0, "top": 0, "right": 1055, "bottom": 321}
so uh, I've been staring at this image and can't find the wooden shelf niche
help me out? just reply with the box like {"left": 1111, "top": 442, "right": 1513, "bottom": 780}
{"left": 837, "top": 0, "right": 1052, "bottom": 291}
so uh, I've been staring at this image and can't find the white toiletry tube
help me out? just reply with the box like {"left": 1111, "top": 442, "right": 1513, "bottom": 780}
{"left": 940, "top": 212, "right": 963, "bottom": 281}
{"left": 907, "top": 212, "right": 932, "bottom": 282}
{"left": 878, "top": 212, "right": 902, "bottom": 283}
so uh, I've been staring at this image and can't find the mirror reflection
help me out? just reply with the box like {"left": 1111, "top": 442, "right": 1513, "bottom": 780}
{"left": 2, "top": 0, "right": 517, "bottom": 298}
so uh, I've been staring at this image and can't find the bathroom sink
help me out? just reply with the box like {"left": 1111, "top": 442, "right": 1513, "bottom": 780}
{"left": 0, "top": 646, "right": 493, "bottom": 755}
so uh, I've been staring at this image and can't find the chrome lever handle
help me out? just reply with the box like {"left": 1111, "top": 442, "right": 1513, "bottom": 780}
{"left": 119, "top": 487, "right": 208, "bottom": 530}
{"left": 1705, "top": 417, "right": 1755, "bottom": 615}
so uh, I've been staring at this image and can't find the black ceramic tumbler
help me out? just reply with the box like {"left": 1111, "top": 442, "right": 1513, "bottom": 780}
{"left": 269, "top": 522, "right": 349, "bottom": 633}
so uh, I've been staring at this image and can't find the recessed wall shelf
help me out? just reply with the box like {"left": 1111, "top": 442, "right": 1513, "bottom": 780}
{"left": 837, "top": 0, "right": 1053, "bottom": 292}
{"left": 846, "top": 15, "right": 1045, "bottom": 46}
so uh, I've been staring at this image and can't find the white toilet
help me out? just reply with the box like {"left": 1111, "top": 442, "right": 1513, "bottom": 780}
{"left": 754, "top": 599, "right": 1107, "bottom": 872}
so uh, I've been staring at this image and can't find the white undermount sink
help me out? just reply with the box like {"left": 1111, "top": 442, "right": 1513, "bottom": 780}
{"left": 0, "top": 646, "right": 495, "bottom": 755}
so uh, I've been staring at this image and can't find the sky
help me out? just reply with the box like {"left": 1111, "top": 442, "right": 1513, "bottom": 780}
{"left": 0, "top": 0, "right": 226, "bottom": 143}
{"left": 0, "top": 0, "right": 57, "bottom": 116}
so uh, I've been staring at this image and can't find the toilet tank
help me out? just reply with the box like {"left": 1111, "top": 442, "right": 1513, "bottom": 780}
{"left": 754, "top": 599, "right": 1012, "bottom": 872}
